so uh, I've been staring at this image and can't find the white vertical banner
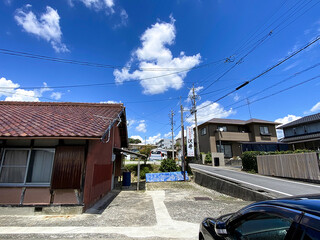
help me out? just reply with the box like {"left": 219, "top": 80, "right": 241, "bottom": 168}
{"left": 186, "top": 126, "right": 195, "bottom": 157}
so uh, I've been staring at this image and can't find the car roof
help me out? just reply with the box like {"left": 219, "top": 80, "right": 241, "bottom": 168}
{"left": 250, "top": 194, "right": 320, "bottom": 217}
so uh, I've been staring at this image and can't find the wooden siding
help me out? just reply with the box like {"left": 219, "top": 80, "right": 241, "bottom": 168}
{"left": 257, "top": 152, "right": 320, "bottom": 180}
{"left": 51, "top": 146, "right": 85, "bottom": 189}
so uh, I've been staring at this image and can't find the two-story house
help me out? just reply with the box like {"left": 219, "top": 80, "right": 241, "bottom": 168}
{"left": 278, "top": 113, "right": 320, "bottom": 150}
{"left": 197, "top": 118, "right": 282, "bottom": 158}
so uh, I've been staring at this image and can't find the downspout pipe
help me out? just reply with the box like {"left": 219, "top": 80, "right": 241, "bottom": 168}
{"left": 100, "top": 108, "right": 125, "bottom": 143}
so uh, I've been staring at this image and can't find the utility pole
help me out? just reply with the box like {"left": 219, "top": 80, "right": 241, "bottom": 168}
{"left": 180, "top": 97, "right": 186, "bottom": 181}
{"left": 190, "top": 84, "right": 200, "bottom": 161}
{"left": 169, "top": 110, "right": 175, "bottom": 160}
{"left": 246, "top": 98, "right": 252, "bottom": 119}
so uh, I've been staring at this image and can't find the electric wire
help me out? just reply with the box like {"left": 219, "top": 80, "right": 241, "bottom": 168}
{"left": 195, "top": 34, "right": 320, "bottom": 111}
{"left": 225, "top": 62, "right": 320, "bottom": 109}
{"left": 232, "top": 74, "right": 320, "bottom": 110}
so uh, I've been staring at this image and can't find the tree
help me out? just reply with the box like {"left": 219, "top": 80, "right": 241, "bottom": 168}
{"left": 139, "top": 146, "right": 152, "bottom": 164}
{"left": 129, "top": 138, "right": 142, "bottom": 144}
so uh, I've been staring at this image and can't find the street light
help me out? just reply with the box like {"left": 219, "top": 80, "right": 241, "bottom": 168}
{"left": 217, "top": 128, "right": 224, "bottom": 153}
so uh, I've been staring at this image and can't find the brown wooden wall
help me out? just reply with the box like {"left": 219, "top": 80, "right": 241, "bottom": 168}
{"left": 51, "top": 146, "right": 85, "bottom": 189}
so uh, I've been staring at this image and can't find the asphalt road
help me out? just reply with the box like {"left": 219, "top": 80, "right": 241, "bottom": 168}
{"left": 190, "top": 164, "right": 320, "bottom": 197}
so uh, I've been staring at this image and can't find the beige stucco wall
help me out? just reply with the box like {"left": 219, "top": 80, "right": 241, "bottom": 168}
{"left": 250, "top": 124, "right": 278, "bottom": 142}
{"left": 215, "top": 132, "right": 250, "bottom": 142}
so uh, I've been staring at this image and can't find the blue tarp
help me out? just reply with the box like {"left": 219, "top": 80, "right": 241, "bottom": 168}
{"left": 146, "top": 171, "right": 189, "bottom": 182}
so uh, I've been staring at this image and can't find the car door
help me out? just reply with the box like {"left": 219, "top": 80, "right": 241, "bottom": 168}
{"left": 225, "top": 205, "right": 302, "bottom": 240}
{"left": 290, "top": 213, "right": 320, "bottom": 239}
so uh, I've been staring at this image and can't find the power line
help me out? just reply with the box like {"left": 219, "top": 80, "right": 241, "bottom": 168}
{"left": 232, "top": 74, "right": 320, "bottom": 110}
{"left": 199, "top": 32, "right": 272, "bottom": 94}
{"left": 235, "top": 0, "right": 315, "bottom": 56}
{"left": 225, "top": 62, "right": 320, "bottom": 108}
{"left": 198, "top": 0, "right": 318, "bottom": 95}
{"left": 0, "top": 48, "right": 226, "bottom": 72}
{"left": 232, "top": 0, "right": 289, "bottom": 56}
{"left": 195, "top": 34, "right": 320, "bottom": 111}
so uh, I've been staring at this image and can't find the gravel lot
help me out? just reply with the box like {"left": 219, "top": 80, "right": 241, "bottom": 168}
{"left": 0, "top": 181, "right": 252, "bottom": 239}
{"left": 147, "top": 182, "right": 251, "bottom": 223}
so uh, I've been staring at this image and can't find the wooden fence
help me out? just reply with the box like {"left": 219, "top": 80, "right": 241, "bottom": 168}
{"left": 257, "top": 152, "right": 320, "bottom": 181}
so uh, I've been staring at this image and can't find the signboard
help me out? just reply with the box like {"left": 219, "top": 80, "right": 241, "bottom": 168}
{"left": 186, "top": 126, "right": 195, "bottom": 157}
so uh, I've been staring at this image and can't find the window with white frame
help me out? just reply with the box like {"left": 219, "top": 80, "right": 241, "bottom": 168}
{"left": 201, "top": 127, "right": 207, "bottom": 135}
{"left": 259, "top": 126, "right": 270, "bottom": 135}
{"left": 0, "top": 149, "right": 55, "bottom": 185}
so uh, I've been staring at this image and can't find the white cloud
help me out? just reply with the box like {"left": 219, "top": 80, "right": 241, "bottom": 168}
{"left": 4, "top": 0, "right": 12, "bottom": 6}
{"left": 164, "top": 131, "right": 172, "bottom": 138}
{"left": 0, "top": 77, "right": 19, "bottom": 95}
{"left": 174, "top": 129, "right": 186, "bottom": 140}
{"left": 78, "top": 0, "right": 114, "bottom": 12}
{"left": 136, "top": 120, "right": 147, "bottom": 133}
{"left": 130, "top": 133, "right": 162, "bottom": 145}
{"left": 186, "top": 101, "right": 235, "bottom": 125}
{"left": 283, "top": 62, "right": 299, "bottom": 72}
{"left": 114, "top": 16, "right": 201, "bottom": 94}
{"left": 129, "top": 135, "right": 143, "bottom": 143}
{"left": 0, "top": 76, "right": 58, "bottom": 101}
{"left": 275, "top": 114, "right": 301, "bottom": 139}
{"left": 100, "top": 100, "right": 120, "bottom": 103}
{"left": 275, "top": 114, "right": 301, "bottom": 125}
{"left": 233, "top": 93, "right": 240, "bottom": 102}
{"left": 5, "top": 89, "right": 40, "bottom": 101}
{"left": 114, "top": 9, "right": 128, "bottom": 28}
{"left": 15, "top": 5, "right": 69, "bottom": 53}
{"left": 146, "top": 133, "right": 161, "bottom": 144}
{"left": 127, "top": 119, "right": 136, "bottom": 128}
{"left": 50, "top": 92, "right": 62, "bottom": 100}
{"left": 310, "top": 102, "right": 320, "bottom": 113}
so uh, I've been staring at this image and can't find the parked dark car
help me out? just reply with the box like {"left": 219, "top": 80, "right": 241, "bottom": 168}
{"left": 199, "top": 194, "right": 320, "bottom": 240}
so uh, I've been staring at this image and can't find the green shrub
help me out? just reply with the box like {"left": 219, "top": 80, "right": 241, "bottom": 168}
{"left": 205, "top": 152, "right": 212, "bottom": 164}
{"left": 125, "top": 164, "right": 137, "bottom": 175}
{"left": 140, "top": 166, "right": 150, "bottom": 179}
{"left": 125, "top": 163, "right": 154, "bottom": 177}
{"left": 160, "top": 158, "right": 178, "bottom": 172}
{"left": 241, "top": 151, "right": 262, "bottom": 172}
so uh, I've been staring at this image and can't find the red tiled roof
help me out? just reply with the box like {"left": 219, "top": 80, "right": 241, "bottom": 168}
{"left": 0, "top": 101, "right": 124, "bottom": 138}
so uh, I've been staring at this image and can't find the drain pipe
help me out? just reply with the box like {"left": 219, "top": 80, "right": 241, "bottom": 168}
{"left": 101, "top": 108, "right": 124, "bottom": 143}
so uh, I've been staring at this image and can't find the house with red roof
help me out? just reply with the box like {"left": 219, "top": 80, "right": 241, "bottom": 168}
{"left": 0, "top": 101, "right": 128, "bottom": 213}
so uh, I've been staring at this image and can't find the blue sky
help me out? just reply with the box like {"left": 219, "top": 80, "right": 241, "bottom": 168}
{"left": 1, "top": 0, "right": 320, "bottom": 142}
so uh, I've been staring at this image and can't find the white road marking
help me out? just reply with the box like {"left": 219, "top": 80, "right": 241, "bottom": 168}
{"left": 210, "top": 166, "right": 320, "bottom": 189}
{"left": 192, "top": 166, "right": 293, "bottom": 196}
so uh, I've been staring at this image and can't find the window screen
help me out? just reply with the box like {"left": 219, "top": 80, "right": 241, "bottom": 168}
{"left": 0, "top": 150, "right": 29, "bottom": 183}
{"left": 0, "top": 149, "right": 55, "bottom": 185}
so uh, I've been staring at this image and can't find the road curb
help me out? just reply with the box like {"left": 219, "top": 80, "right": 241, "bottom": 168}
{"left": 192, "top": 169, "right": 276, "bottom": 201}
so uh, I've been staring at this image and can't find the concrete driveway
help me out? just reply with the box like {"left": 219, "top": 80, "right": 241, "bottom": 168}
{"left": 0, "top": 182, "right": 251, "bottom": 239}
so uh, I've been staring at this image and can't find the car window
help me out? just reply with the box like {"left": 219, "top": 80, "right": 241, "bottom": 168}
{"left": 302, "top": 226, "right": 320, "bottom": 240}
{"left": 228, "top": 212, "right": 292, "bottom": 240}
